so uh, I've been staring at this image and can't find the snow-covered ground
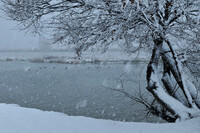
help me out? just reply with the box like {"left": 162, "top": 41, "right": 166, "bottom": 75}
{"left": 0, "top": 104, "right": 200, "bottom": 133}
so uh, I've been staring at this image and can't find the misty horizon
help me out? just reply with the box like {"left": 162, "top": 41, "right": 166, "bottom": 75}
{"left": 0, "top": 13, "right": 39, "bottom": 50}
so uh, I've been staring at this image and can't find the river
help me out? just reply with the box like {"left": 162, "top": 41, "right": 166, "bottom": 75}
{"left": 0, "top": 51, "right": 163, "bottom": 122}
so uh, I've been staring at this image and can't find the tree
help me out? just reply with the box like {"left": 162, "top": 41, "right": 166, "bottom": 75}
{"left": 1, "top": 0, "right": 200, "bottom": 122}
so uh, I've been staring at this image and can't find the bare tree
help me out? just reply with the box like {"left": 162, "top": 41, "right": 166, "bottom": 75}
{"left": 1, "top": 0, "right": 200, "bottom": 122}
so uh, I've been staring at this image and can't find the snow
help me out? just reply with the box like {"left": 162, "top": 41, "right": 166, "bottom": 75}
{"left": 76, "top": 100, "right": 87, "bottom": 110}
{"left": 150, "top": 68, "right": 191, "bottom": 119}
{"left": 24, "top": 66, "right": 31, "bottom": 72}
{"left": 0, "top": 50, "right": 150, "bottom": 64}
{"left": 124, "top": 62, "right": 132, "bottom": 73}
{"left": 0, "top": 104, "right": 200, "bottom": 133}
{"left": 186, "top": 79, "right": 200, "bottom": 107}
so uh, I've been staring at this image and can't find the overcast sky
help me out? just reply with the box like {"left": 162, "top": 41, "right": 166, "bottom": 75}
{"left": 0, "top": 14, "right": 39, "bottom": 50}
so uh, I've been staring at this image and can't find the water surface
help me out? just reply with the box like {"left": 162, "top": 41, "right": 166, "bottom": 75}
{"left": 0, "top": 60, "right": 161, "bottom": 122}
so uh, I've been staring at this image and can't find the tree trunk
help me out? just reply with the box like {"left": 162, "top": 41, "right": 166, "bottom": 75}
{"left": 146, "top": 38, "right": 200, "bottom": 121}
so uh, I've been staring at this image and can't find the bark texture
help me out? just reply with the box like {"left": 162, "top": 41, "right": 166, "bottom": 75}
{"left": 146, "top": 39, "right": 200, "bottom": 121}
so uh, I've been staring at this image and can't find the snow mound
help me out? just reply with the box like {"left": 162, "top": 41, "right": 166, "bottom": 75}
{"left": 0, "top": 104, "right": 199, "bottom": 133}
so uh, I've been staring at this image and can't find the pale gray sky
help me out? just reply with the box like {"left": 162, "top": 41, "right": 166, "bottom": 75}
{"left": 0, "top": 15, "right": 39, "bottom": 50}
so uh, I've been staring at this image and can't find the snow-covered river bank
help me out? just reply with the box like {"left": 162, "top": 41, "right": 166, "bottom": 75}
{"left": 0, "top": 103, "right": 200, "bottom": 133}
{"left": 0, "top": 50, "right": 149, "bottom": 63}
